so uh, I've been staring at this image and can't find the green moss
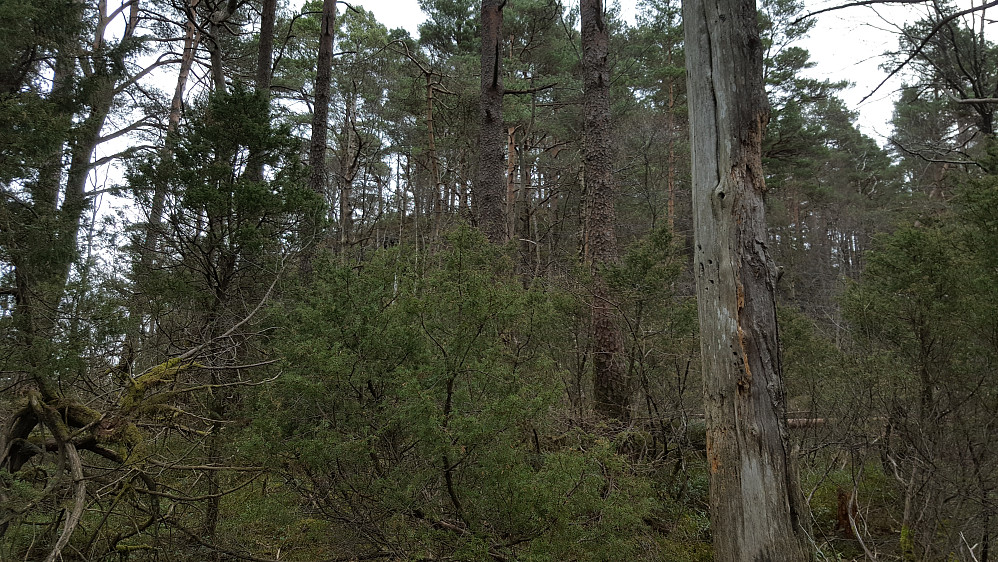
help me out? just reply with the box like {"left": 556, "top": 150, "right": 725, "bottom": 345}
{"left": 900, "top": 525, "right": 916, "bottom": 561}
{"left": 120, "top": 358, "right": 196, "bottom": 414}
{"left": 50, "top": 398, "right": 102, "bottom": 426}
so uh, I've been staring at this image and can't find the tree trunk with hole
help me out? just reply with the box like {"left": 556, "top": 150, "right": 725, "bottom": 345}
{"left": 682, "top": 0, "right": 811, "bottom": 557}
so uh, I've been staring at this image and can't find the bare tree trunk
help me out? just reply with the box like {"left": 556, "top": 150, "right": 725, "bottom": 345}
{"left": 518, "top": 135, "right": 534, "bottom": 276}
{"left": 243, "top": 0, "right": 277, "bottom": 184}
{"left": 300, "top": 0, "right": 336, "bottom": 275}
{"left": 506, "top": 126, "right": 517, "bottom": 240}
{"left": 683, "top": 0, "right": 811, "bottom": 557}
{"left": 255, "top": 0, "right": 276, "bottom": 93}
{"left": 666, "top": 49, "right": 677, "bottom": 234}
{"left": 475, "top": 0, "right": 507, "bottom": 243}
{"left": 124, "top": 2, "right": 204, "bottom": 367}
{"left": 339, "top": 89, "right": 359, "bottom": 254}
{"left": 205, "top": 0, "right": 235, "bottom": 93}
{"left": 142, "top": 3, "right": 201, "bottom": 258}
{"left": 581, "top": 0, "right": 628, "bottom": 421}
{"left": 424, "top": 75, "right": 443, "bottom": 239}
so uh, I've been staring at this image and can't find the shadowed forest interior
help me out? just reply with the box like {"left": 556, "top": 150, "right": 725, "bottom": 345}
{"left": 2, "top": 0, "right": 998, "bottom": 559}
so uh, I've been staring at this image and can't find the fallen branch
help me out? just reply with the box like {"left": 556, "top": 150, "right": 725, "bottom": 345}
{"left": 44, "top": 443, "right": 86, "bottom": 562}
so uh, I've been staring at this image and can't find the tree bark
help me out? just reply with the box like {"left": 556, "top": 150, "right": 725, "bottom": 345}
{"left": 204, "top": 0, "right": 240, "bottom": 93}
{"left": 300, "top": 0, "right": 336, "bottom": 274}
{"left": 666, "top": 49, "right": 677, "bottom": 234}
{"left": 424, "top": 76, "right": 444, "bottom": 239}
{"left": 255, "top": 0, "right": 276, "bottom": 94}
{"left": 506, "top": 126, "right": 517, "bottom": 240}
{"left": 244, "top": 0, "right": 277, "bottom": 184}
{"left": 144, "top": 1, "right": 201, "bottom": 251}
{"left": 683, "top": 0, "right": 811, "bottom": 557}
{"left": 581, "top": 0, "right": 628, "bottom": 421}
{"left": 474, "top": 0, "right": 507, "bottom": 243}
{"left": 339, "top": 88, "right": 359, "bottom": 253}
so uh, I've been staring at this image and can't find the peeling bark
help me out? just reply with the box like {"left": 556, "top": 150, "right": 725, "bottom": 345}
{"left": 683, "top": 0, "right": 811, "bottom": 556}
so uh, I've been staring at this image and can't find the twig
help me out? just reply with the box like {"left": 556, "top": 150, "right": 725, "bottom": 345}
{"left": 860, "top": 0, "right": 998, "bottom": 104}
{"left": 175, "top": 266, "right": 283, "bottom": 362}
{"left": 793, "top": 0, "right": 925, "bottom": 24}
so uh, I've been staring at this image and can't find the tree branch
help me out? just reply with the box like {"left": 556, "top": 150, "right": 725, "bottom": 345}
{"left": 43, "top": 443, "right": 85, "bottom": 562}
{"left": 948, "top": 93, "right": 998, "bottom": 104}
{"left": 860, "top": 0, "right": 998, "bottom": 104}
{"left": 793, "top": 0, "right": 924, "bottom": 24}
{"left": 890, "top": 137, "right": 985, "bottom": 168}
{"left": 504, "top": 82, "right": 557, "bottom": 96}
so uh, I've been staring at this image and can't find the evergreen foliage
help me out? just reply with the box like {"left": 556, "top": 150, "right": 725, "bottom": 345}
{"left": 0, "top": 0, "right": 996, "bottom": 559}
{"left": 246, "top": 226, "right": 659, "bottom": 559}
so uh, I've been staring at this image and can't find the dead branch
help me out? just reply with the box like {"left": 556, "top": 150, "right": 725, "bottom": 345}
{"left": 860, "top": 0, "right": 998, "bottom": 104}
{"left": 43, "top": 444, "right": 85, "bottom": 562}
{"left": 793, "top": 0, "right": 925, "bottom": 24}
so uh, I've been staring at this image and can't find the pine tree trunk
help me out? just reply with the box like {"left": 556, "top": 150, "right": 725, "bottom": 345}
{"left": 683, "top": 0, "right": 811, "bottom": 557}
{"left": 666, "top": 51, "right": 676, "bottom": 234}
{"left": 581, "top": 0, "right": 628, "bottom": 421}
{"left": 475, "top": 0, "right": 507, "bottom": 243}
{"left": 424, "top": 76, "right": 443, "bottom": 239}
{"left": 300, "top": 0, "right": 335, "bottom": 274}
{"left": 255, "top": 0, "right": 276, "bottom": 94}
{"left": 143, "top": 3, "right": 201, "bottom": 257}
{"left": 339, "top": 90, "right": 358, "bottom": 253}
{"left": 244, "top": 0, "right": 276, "bottom": 184}
{"left": 506, "top": 126, "right": 517, "bottom": 240}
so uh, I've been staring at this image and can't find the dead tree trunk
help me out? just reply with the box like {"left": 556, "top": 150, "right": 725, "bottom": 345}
{"left": 683, "top": 0, "right": 811, "bottom": 557}
{"left": 424, "top": 75, "right": 444, "bottom": 240}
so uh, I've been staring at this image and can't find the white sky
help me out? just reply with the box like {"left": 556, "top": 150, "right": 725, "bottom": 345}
{"left": 348, "top": 0, "right": 986, "bottom": 145}
{"left": 797, "top": 1, "right": 926, "bottom": 143}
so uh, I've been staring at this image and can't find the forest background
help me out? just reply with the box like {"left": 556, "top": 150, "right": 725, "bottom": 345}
{"left": 1, "top": 0, "right": 998, "bottom": 560}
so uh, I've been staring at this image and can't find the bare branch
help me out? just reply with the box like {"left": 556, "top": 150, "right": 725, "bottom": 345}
{"left": 163, "top": 518, "right": 283, "bottom": 562}
{"left": 43, "top": 443, "right": 85, "bottom": 562}
{"left": 177, "top": 265, "right": 284, "bottom": 362}
{"left": 147, "top": 458, "right": 267, "bottom": 472}
{"left": 860, "top": 0, "right": 998, "bottom": 104}
{"left": 504, "top": 83, "right": 558, "bottom": 96}
{"left": 97, "top": 116, "right": 160, "bottom": 144}
{"left": 890, "top": 137, "right": 985, "bottom": 168}
{"left": 948, "top": 94, "right": 998, "bottom": 104}
{"left": 793, "top": 0, "right": 924, "bottom": 24}
{"left": 89, "top": 145, "right": 158, "bottom": 169}
{"left": 113, "top": 54, "right": 184, "bottom": 96}
{"left": 134, "top": 472, "right": 263, "bottom": 502}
